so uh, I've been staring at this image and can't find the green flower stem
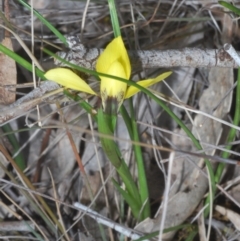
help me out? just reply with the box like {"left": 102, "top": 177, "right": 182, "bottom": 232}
{"left": 98, "top": 108, "right": 143, "bottom": 219}
{"left": 129, "top": 99, "right": 150, "bottom": 218}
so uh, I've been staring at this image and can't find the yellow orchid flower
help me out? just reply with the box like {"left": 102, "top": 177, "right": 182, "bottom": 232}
{"left": 44, "top": 36, "right": 172, "bottom": 113}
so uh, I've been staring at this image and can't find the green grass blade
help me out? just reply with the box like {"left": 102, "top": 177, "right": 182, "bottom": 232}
{"left": 135, "top": 223, "right": 195, "bottom": 241}
{"left": 0, "top": 43, "right": 45, "bottom": 79}
{"left": 18, "top": 0, "right": 67, "bottom": 45}
{"left": 112, "top": 178, "right": 141, "bottom": 219}
{"left": 216, "top": 68, "right": 240, "bottom": 181}
{"left": 23, "top": 220, "right": 44, "bottom": 240}
{"left": 219, "top": 1, "right": 240, "bottom": 16}
{"left": 204, "top": 68, "right": 240, "bottom": 217}
{"left": 185, "top": 230, "right": 198, "bottom": 241}
{"left": 0, "top": 160, "right": 61, "bottom": 235}
{"left": 63, "top": 89, "right": 97, "bottom": 121}
{"left": 2, "top": 124, "right": 26, "bottom": 171}
{"left": 108, "top": 0, "right": 121, "bottom": 37}
{"left": 98, "top": 109, "right": 122, "bottom": 169}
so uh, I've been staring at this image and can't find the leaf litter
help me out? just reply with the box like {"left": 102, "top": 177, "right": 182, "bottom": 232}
{"left": 0, "top": 0, "right": 239, "bottom": 240}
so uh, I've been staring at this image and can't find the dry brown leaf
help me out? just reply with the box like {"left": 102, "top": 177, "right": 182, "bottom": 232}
{"left": 228, "top": 181, "right": 240, "bottom": 205}
{"left": 198, "top": 204, "right": 207, "bottom": 241}
{"left": 216, "top": 205, "right": 240, "bottom": 231}
{"left": 135, "top": 6, "right": 234, "bottom": 238}
{"left": 0, "top": 151, "right": 9, "bottom": 179}
{"left": 0, "top": 37, "right": 16, "bottom": 104}
{"left": 135, "top": 62, "right": 233, "bottom": 241}
{"left": 135, "top": 67, "right": 233, "bottom": 240}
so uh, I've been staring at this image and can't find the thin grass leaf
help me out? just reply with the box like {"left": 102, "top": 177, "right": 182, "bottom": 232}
{"left": 2, "top": 124, "right": 26, "bottom": 171}
{"left": 120, "top": 105, "right": 133, "bottom": 138}
{"left": 219, "top": 1, "right": 240, "bottom": 16}
{"left": 63, "top": 89, "right": 97, "bottom": 120}
{"left": 98, "top": 109, "right": 123, "bottom": 169}
{"left": 112, "top": 179, "right": 141, "bottom": 219}
{"left": 185, "top": 230, "right": 198, "bottom": 241}
{"left": 18, "top": 0, "right": 67, "bottom": 45}
{"left": 135, "top": 223, "right": 195, "bottom": 241}
{"left": 0, "top": 157, "right": 59, "bottom": 236}
{"left": 0, "top": 43, "right": 45, "bottom": 79}
{"left": 108, "top": 0, "right": 121, "bottom": 37}
{"left": 216, "top": 67, "right": 240, "bottom": 181}
{"left": 23, "top": 220, "right": 44, "bottom": 241}
{"left": 0, "top": 10, "right": 13, "bottom": 31}
{"left": 0, "top": 145, "right": 65, "bottom": 235}
{"left": 204, "top": 67, "right": 240, "bottom": 218}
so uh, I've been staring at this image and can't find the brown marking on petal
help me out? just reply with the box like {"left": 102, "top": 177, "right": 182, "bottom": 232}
{"left": 104, "top": 96, "right": 118, "bottom": 115}
{"left": 101, "top": 89, "right": 125, "bottom": 114}
{"left": 101, "top": 89, "right": 108, "bottom": 110}
{"left": 116, "top": 90, "right": 125, "bottom": 104}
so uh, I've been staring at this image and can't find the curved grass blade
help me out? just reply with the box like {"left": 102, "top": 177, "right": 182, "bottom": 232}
{"left": 0, "top": 43, "right": 45, "bottom": 79}
{"left": 219, "top": 1, "right": 240, "bottom": 16}
{"left": 129, "top": 100, "right": 150, "bottom": 219}
{"left": 108, "top": 0, "right": 121, "bottom": 37}
{"left": 2, "top": 123, "right": 26, "bottom": 171}
{"left": 18, "top": 0, "right": 67, "bottom": 45}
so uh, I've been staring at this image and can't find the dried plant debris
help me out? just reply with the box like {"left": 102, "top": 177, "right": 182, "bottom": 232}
{"left": 135, "top": 69, "right": 233, "bottom": 237}
{"left": 0, "top": 1, "right": 240, "bottom": 240}
{"left": 0, "top": 38, "right": 16, "bottom": 105}
{"left": 216, "top": 205, "right": 240, "bottom": 230}
{"left": 135, "top": 4, "right": 234, "bottom": 238}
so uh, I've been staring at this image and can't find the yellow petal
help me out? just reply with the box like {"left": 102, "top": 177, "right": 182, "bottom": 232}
{"left": 125, "top": 71, "right": 172, "bottom": 99}
{"left": 44, "top": 68, "right": 96, "bottom": 95}
{"left": 96, "top": 36, "right": 131, "bottom": 79}
{"left": 100, "top": 61, "right": 128, "bottom": 110}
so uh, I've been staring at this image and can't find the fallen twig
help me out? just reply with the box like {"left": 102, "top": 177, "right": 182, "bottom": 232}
{"left": 55, "top": 36, "right": 238, "bottom": 69}
{"left": 0, "top": 81, "right": 61, "bottom": 125}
